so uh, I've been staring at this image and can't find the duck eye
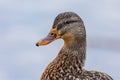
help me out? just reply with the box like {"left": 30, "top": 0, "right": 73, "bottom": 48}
{"left": 50, "top": 33, "right": 55, "bottom": 36}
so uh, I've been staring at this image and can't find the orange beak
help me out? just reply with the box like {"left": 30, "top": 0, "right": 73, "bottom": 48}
{"left": 36, "top": 28, "right": 61, "bottom": 46}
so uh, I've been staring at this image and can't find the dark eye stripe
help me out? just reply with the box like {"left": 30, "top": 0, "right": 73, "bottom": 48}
{"left": 65, "top": 20, "right": 77, "bottom": 24}
{"left": 57, "top": 20, "right": 78, "bottom": 30}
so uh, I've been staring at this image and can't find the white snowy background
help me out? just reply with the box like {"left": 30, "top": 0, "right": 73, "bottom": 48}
{"left": 0, "top": 0, "right": 120, "bottom": 80}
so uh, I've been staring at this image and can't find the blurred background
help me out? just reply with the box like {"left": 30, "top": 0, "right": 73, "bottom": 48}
{"left": 0, "top": 0, "right": 120, "bottom": 80}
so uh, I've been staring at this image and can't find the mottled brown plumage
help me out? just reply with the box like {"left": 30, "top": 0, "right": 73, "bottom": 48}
{"left": 36, "top": 12, "right": 113, "bottom": 80}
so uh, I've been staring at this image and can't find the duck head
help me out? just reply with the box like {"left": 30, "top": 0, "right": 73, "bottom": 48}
{"left": 36, "top": 12, "right": 86, "bottom": 47}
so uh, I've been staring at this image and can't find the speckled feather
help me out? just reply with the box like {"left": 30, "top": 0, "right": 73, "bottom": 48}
{"left": 40, "top": 12, "right": 113, "bottom": 80}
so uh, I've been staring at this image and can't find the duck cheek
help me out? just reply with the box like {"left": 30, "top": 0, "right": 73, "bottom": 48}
{"left": 36, "top": 35, "right": 56, "bottom": 46}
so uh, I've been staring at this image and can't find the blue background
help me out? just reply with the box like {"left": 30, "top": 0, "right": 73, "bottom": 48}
{"left": 0, "top": 0, "right": 120, "bottom": 80}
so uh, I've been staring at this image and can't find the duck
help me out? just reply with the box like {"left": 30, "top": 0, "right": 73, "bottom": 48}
{"left": 36, "top": 12, "right": 113, "bottom": 80}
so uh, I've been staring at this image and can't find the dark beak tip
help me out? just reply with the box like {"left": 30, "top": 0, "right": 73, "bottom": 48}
{"left": 36, "top": 42, "right": 39, "bottom": 47}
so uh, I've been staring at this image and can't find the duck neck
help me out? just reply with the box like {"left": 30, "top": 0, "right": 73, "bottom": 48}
{"left": 58, "top": 38, "right": 86, "bottom": 69}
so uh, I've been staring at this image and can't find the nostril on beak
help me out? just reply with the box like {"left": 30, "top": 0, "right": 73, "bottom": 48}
{"left": 36, "top": 42, "right": 39, "bottom": 46}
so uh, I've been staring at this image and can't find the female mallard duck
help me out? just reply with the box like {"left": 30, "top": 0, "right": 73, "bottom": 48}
{"left": 36, "top": 12, "right": 113, "bottom": 80}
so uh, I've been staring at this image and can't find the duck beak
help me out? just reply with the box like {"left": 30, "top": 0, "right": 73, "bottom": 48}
{"left": 36, "top": 35, "right": 55, "bottom": 46}
{"left": 36, "top": 30, "right": 61, "bottom": 46}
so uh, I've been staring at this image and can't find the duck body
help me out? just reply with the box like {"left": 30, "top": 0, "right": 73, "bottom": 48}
{"left": 41, "top": 48, "right": 112, "bottom": 80}
{"left": 36, "top": 12, "right": 113, "bottom": 80}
